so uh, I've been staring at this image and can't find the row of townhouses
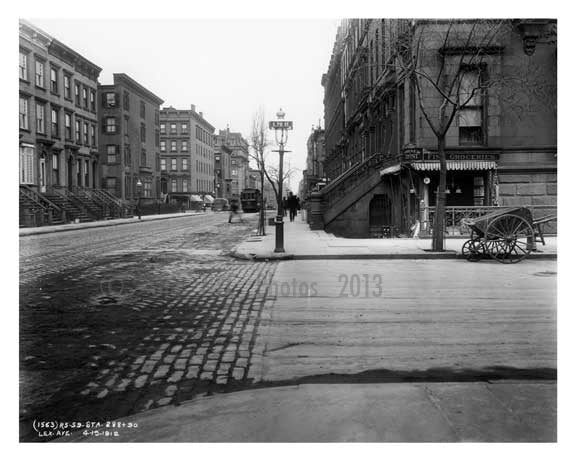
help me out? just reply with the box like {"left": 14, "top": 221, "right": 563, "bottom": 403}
{"left": 305, "top": 19, "right": 557, "bottom": 238}
{"left": 19, "top": 19, "right": 251, "bottom": 227}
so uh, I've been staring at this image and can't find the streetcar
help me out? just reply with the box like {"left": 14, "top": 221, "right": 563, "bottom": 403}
{"left": 240, "top": 188, "right": 261, "bottom": 213}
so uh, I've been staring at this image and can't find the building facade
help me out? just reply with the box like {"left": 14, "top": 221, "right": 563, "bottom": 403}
{"left": 160, "top": 105, "right": 215, "bottom": 207}
{"left": 320, "top": 19, "right": 557, "bottom": 238}
{"left": 302, "top": 127, "right": 326, "bottom": 199}
{"left": 98, "top": 73, "right": 163, "bottom": 202}
{"left": 218, "top": 129, "right": 249, "bottom": 198}
{"left": 214, "top": 133, "right": 232, "bottom": 199}
{"left": 19, "top": 20, "right": 102, "bottom": 195}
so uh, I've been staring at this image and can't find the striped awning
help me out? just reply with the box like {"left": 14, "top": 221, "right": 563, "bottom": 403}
{"left": 411, "top": 160, "right": 497, "bottom": 171}
{"left": 190, "top": 195, "right": 203, "bottom": 202}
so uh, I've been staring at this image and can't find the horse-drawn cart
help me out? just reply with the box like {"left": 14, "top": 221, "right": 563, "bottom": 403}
{"left": 461, "top": 207, "right": 556, "bottom": 264}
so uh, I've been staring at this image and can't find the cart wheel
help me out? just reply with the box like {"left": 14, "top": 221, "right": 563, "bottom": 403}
{"left": 462, "top": 238, "right": 483, "bottom": 262}
{"left": 484, "top": 214, "right": 534, "bottom": 264}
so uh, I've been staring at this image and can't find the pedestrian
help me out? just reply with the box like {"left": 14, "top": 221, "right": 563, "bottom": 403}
{"left": 228, "top": 199, "right": 242, "bottom": 223}
{"left": 287, "top": 192, "right": 298, "bottom": 222}
{"left": 282, "top": 197, "right": 288, "bottom": 217}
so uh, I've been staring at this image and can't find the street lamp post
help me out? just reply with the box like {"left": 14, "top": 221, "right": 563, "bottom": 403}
{"left": 269, "top": 108, "right": 293, "bottom": 253}
{"left": 136, "top": 178, "right": 143, "bottom": 220}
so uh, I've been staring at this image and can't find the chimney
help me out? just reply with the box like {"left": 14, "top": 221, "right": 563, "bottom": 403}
{"left": 190, "top": 104, "right": 196, "bottom": 112}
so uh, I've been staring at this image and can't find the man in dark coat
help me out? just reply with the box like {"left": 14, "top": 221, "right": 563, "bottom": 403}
{"left": 287, "top": 192, "right": 299, "bottom": 222}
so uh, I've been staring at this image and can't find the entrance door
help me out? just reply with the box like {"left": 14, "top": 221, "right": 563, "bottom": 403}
{"left": 67, "top": 156, "right": 73, "bottom": 190}
{"left": 39, "top": 157, "right": 46, "bottom": 193}
{"left": 369, "top": 194, "right": 393, "bottom": 237}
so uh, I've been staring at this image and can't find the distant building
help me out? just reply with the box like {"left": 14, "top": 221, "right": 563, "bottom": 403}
{"left": 302, "top": 127, "right": 326, "bottom": 198}
{"left": 98, "top": 73, "right": 164, "bottom": 202}
{"left": 219, "top": 129, "right": 249, "bottom": 197}
{"left": 160, "top": 105, "right": 215, "bottom": 207}
{"left": 19, "top": 19, "right": 102, "bottom": 194}
{"left": 214, "top": 133, "right": 232, "bottom": 199}
{"left": 247, "top": 168, "right": 262, "bottom": 190}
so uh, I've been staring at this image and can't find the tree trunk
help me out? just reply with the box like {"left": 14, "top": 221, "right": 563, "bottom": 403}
{"left": 259, "top": 172, "right": 266, "bottom": 236}
{"left": 432, "top": 134, "right": 447, "bottom": 251}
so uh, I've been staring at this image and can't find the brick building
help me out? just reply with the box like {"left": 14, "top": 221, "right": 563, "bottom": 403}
{"left": 19, "top": 19, "right": 101, "bottom": 196}
{"left": 98, "top": 74, "right": 164, "bottom": 202}
{"left": 302, "top": 127, "right": 326, "bottom": 198}
{"left": 160, "top": 105, "right": 215, "bottom": 207}
{"left": 319, "top": 19, "right": 557, "bottom": 238}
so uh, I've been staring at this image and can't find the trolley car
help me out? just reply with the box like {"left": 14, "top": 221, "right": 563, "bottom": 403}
{"left": 240, "top": 188, "right": 261, "bottom": 213}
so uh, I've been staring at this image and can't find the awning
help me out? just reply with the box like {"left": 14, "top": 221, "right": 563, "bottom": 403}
{"left": 190, "top": 195, "right": 203, "bottom": 202}
{"left": 380, "top": 164, "right": 402, "bottom": 176}
{"left": 411, "top": 160, "right": 497, "bottom": 171}
{"left": 204, "top": 195, "right": 214, "bottom": 203}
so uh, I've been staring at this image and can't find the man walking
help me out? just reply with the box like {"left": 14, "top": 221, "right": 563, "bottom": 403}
{"left": 287, "top": 192, "right": 298, "bottom": 222}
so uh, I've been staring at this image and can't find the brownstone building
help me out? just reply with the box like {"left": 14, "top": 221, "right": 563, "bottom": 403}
{"left": 319, "top": 19, "right": 557, "bottom": 238}
{"left": 19, "top": 20, "right": 101, "bottom": 196}
{"left": 214, "top": 133, "right": 233, "bottom": 199}
{"left": 98, "top": 74, "right": 164, "bottom": 202}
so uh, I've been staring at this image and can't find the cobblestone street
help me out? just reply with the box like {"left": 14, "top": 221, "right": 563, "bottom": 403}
{"left": 19, "top": 213, "right": 277, "bottom": 441}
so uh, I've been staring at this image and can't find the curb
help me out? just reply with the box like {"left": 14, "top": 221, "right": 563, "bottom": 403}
{"left": 230, "top": 251, "right": 557, "bottom": 261}
{"left": 19, "top": 212, "right": 204, "bottom": 237}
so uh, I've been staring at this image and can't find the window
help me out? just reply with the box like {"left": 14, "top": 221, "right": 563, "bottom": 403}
{"left": 170, "top": 140, "right": 177, "bottom": 152}
{"left": 83, "top": 122, "right": 89, "bottom": 145}
{"left": 181, "top": 140, "right": 188, "bottom": 152}
{"left": 123, "top": 91, "right": 130, "bottom": 110}
{"left": 35, "top": 102, "right": 45, "bottom": 134}
{"left": 106, "top": 145, "right": 117, "bottom": 163}
{"left": 35, "top": 60, "right": 45, "bottom": 87}
{"left": 84, "top": 159, "right": 89, "bottom": 187}
{"left": 50, "top": 68, "right": 58, "bottom": 93}
{"left": 170, "top": 123, "right": 177, "bottom": 134}
{"left": 140, "top": 101, "right": 146, "bottom": 118}
{"left": 154, "top": 110, "right": 159, "bottom": 125}
{"left": 105, "top": 117, "right": 117, "bottom": 134}
{"left": 51, "top": 108, "right": 59, "bottom": 138}
{"left": 160, "top": 158, "right": 166, "bottom": 171}
{"left": 91, "top": 125, "right": 96, "bottom": 146}
{"left": 64, "top": 74, "right": 71, "bottom": 99}
{"left": 182, "top": 158, "right": 189, "bottom": 170}
{"left": 90, "top": 90, "right": 96, "bottom": 111}
{"left": 74, "top": 82, "right": 81, "bottom": 105}
{"left": 160, "top": 123, "right": 166, "bottom": 134}
{"left": 140, "top": 123, "right": 146, "bottom": 142}
{"left": 52, "top": 153, "right": 60, "bottom": 186}
{"left": 82, "top": 87, "right": 88, "bottom": 108}
{"left": 19, "top": 52, "right": 28, "bottom": 80}
{"left": 181, "top": 123, "right": 188, "bottom": 133}
{"left": 171, "top": 158, "right": 177, "bottom": 170}
{"left": 75, "top": 119, "right": 81, "bottom": 143}
{"left": 171, "top": 179, "right": 177, "bottom": 192}
{"left": 144, "top": 180, "right": 151, "bottom": 198}
{"left": 141, "top": 149, "right": 146, "bottom": 166}
{"left": 458, "top": 69, "right": 484, "bottom": 145}
{"left": 160, "top": 141, "right": 166, "bottom": 152}
{"left": 65, "top": 113, "right": 72, "bottom": 139}
{"left": 182, "top": 180, "right": 188, "bottom": 192}
{"left": 20, "top": 145, "right": 35, "bottom": 185}
{"left": 105, "top": 92, "right": 116, "bottom": 108}
{"left": 19, "top": 97, "right": 29, "bottom": 130}
{"left": 124, "top": 144, "right": 131, "bottom": 165}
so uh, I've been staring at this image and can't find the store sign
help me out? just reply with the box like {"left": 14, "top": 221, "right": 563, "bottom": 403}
{"left": 403, "top": 149, "right": 498, "bottom": 162}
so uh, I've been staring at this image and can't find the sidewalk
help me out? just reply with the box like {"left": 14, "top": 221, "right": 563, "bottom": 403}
{"left": 233, "top": 215, "right": 557, "bottom": 260}
{"left": 60, "top": 381, "right": 556, "bottom": 442}
{"left": 19, "top": 210, "right": 205, "bottom": 237}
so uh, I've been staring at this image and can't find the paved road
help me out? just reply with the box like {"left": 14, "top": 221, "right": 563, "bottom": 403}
{"left": 19, "top": 212, "right": 277, "bottom": 441}
{"left": 250, "top": 259, "right": 557, "bottom": 382}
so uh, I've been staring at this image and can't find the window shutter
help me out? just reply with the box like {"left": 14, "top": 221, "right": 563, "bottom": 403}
{"left": 101, "top": 92, "right": 106, "bottom": 108}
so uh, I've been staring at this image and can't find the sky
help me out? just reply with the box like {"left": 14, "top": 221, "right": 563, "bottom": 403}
{"left": 26, "top": 18, "right": 340, "bottom": 193}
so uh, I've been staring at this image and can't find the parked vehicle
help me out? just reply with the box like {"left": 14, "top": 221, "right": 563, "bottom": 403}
{"left": 212, "top": 198, "right": 230, "bottom": 212}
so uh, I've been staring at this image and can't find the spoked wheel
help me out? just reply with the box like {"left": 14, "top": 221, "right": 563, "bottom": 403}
{"left": 484, "top": 214, "right": 534, "bottom": 264}
{"left": 462, "top": 238, "right": 484, "bottom": 262}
